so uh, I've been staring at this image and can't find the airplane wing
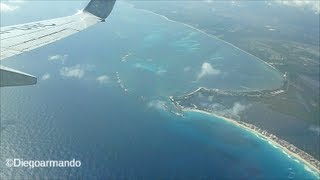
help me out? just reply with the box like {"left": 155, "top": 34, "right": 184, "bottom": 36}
{"left": 0, "top": 0, "right": 116, "bottom": 87}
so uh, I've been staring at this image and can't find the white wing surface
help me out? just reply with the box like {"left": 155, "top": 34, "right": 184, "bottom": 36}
{"left": 0, "top": 0, "right": 116, "bottom": 87}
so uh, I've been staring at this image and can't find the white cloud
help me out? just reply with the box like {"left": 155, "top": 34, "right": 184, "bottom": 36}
{"left": 60, "top": 64, "right": 92, "bottom": 79}
{"left": 197, "top": 62, "right": 220, "bottom": 80}
{"left": 96, "top": 75, "right": 110, "bottom": 84}
{"left": 61, "top": 67, "right": 84, "bottom": 79}
{"left": 0, "top": 3, "right": 18, "bottom": 12}
{"left": 210, "top": 102, "right": 249, "bottom": 119}
{"left": 48, "top": 54, "right": 68, "bottom": 64}
{"left": 309, "top": 125, "right": 320, "bottom": 135}
{"left": 147, "top": 100, "right": 168, "bottom": 111}
{"left": 231, "top": 102, "right": 247, "bottom": 116}
{"left": 0, "top": 1, "right": 24, "bottom": 12}
{"left": 41, "top": 73, "right": 51, "bottom": 80}
{"left": 274, "top": 0, "right": 320, "bottom": 14}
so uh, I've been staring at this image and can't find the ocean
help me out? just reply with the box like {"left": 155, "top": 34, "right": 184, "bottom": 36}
{"left": 0, "top": 1, "right": 318, "bottom": 179}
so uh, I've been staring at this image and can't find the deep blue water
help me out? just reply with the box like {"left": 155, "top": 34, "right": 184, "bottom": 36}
{"left": 0, "top": 1, "right": 318, "bottom": 179}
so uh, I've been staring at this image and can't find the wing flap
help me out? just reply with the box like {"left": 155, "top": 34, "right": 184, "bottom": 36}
{"left": 0, "top": 65, "right": 37, "bottom": 87}
{"left": 0, "top": 0, "right": 116, "bottom": 87}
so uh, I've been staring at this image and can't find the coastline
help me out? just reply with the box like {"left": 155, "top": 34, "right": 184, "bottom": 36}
{"left": 169, "top": 85, "right": 320, "bottom": 176}
{"left": 128, "top": 3, "right": 319, "bottom": 176}
{"left": 135, "top": 8, "right": 283, "bottom": 76}
{"left": 181, "top": 107, "right": 320, "bottom": 175}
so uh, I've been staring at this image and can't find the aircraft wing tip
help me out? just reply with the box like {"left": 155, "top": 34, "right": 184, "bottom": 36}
{"left": 84, "top": 0, "right": 116, "bottom": 20}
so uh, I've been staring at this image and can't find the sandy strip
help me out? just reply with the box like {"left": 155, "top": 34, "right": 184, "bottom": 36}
{"left": 135, "top": 8, "right": 282, "bottom": 74}
{"left": 183, "top": 108, "right": 320, "bottom": 175}
{"left": 131, "top": 4, "right": 318, "bottom": 176}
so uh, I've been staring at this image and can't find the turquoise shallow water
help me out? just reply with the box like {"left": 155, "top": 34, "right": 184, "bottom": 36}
{"left": 0, "top": 2, "right": 318, "bottom": 179}
{"left": 111, "top": 5, "right": 284, "bottom": 96}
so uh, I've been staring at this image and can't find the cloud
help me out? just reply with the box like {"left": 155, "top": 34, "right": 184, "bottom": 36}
{"left": 0, "top": 1, "right": 24, "bottom": 12}
{"left": 48, "top": 54, "right": 68, "bottom": 64}
{"left": 231, "top": 102, "right": 247, "bottom": 116}
{"left": 60, "top": 64, "right": 93, "bottom": 79}
{"left": 41, "top": 73, "right": 50, "bottom": 80}
{"left": 147, "top": 100, "right": 168, "bottom": 111}
{"left": 197, "top": 62, "right": 220, "bottom": 80}
{"left": 309, "top": 125, "right": 320, "bottom": 135}
{"left": 0, "top": 3, "right": 18, "bottom": 12}
{"left": 274, "top": 0, "right": 320, "bottom": 14}
{"left": 96, "top": 75, "right": 110, "bottom": 84}
{"left": 210, "top": 102, "right": 249, "bottom": 119}
{"left": 60, "top": 67, "right": 84, "bottom": 79}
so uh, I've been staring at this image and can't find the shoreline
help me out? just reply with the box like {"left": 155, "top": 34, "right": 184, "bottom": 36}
{"left": 129, "top": 3, "right": 319, "bottom": 176}
{"left": 135, "top": 8, "right": 284, "bottom": 76}
{"left": 169, "top": 85, "right": 320, "bottom": 176}
{"left": 181, "top": 107, "right": 320, "bottom": 175}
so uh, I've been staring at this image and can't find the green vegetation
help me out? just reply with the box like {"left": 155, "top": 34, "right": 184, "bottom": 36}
{"left": 133, "top": 1, "right": 320, "bottom": 125}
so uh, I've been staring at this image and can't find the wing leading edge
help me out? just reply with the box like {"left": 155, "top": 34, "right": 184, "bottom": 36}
{"left": 0, "top": 0, "right": 116, "bottom": 87}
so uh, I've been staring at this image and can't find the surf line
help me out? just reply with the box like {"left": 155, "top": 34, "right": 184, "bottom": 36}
{"left": 169, "top": 92, "right": 320, "bottom": 176}
{"left": 132, "top": 5, "right": 319, "bottom": 175}
{"left": 135, "top": 8, "right": 283, "bottom": 76}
